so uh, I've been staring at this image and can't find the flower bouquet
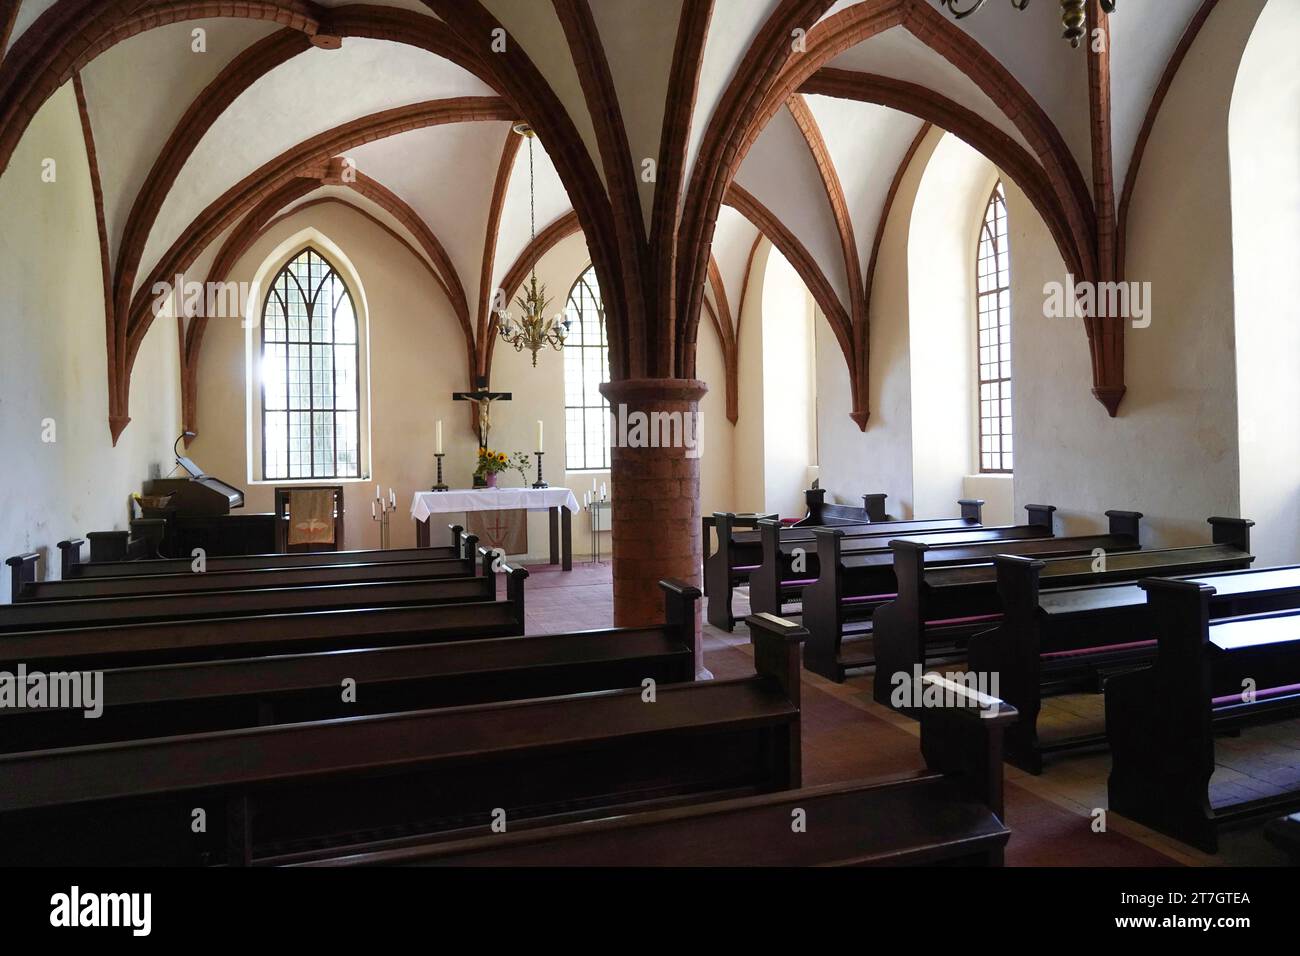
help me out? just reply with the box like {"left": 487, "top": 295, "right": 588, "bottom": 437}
{"left": 475, "top": 448, "right": 532, "bottom": 487}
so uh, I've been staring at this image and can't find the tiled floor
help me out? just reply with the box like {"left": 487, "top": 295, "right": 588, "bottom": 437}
{"left": 518, "top": 565, "right": 1297, "bottom": 866}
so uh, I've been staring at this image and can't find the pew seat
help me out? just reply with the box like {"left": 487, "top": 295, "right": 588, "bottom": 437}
{"left": 1108, "top": 577, "right": 1300, "bottom": 852}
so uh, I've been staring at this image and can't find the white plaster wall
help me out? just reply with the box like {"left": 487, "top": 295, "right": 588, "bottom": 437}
{"left": 1009, "top": 0, "right": 1262, "bottom": 545}
{"left": 761, "top": 249, "right": 817, "bottom": 518}
{"left": 1230, "top": 0, "right": 1300, "bottom": 566}
{"left": 813, "top": 129, "right": 939, "bottom": 518}
{"left": 733, "top": 241, "right": 771, "bottom": 515}
{"left": 907, "top": 133, "right": 992, "bottom": 517}
{"left": 0, "top": 85, "right": 181, "bottom": 598}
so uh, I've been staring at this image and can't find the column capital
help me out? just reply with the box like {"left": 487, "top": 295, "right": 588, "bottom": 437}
{"left": 600, "top": 378, "right": 708, "bottom": 405}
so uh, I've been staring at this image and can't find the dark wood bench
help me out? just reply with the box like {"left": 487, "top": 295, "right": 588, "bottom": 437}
{"left": 301, "top": 673, "right": 1018, "bottom": 867}
{"left": 703, "top": 511, "right": 777, "bottom": 630}
{"left": 51, "top": 522, "right": 465, "bottom": 579}
{"left": 0, "top": 580, "right": 699, "bottom": 754}
{"left": 8, "top": 533, "right": 480, "bottom": 602}
{"left": 790, "top": 488, "right": 891, "bottom": 527}
{"left": 0, "top": 565, "right": 527, "bottom": 672}
{"left": 965, "top": 518, "right": 1257, "bottom": 771}
{"left": 1107, "top": 574, "right": 1300, "bottom": 852}
{"left": 705, "top": 497, "right": 988, "bottom": 632}
{"left": 751, "top": 503, "right": 1051, "bottom": 621}
{"left": 0, "top": 546, "right": 515, "bottom": 633}
{"left": 868, "top": 514, "right": 1151, "bottom": 697}
{"left": 0, "top": 612, "right": 804, "bottom": 866}
{"left": 797, "top": 507, "right": 1107, "bottom": 682}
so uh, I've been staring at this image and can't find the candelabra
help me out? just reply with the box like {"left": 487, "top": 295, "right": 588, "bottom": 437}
{"left": 372, "top": 489, "right": 397, "bottom": 550}
{"left": 584, "top": 486, "right": 609, "bottom": 567}
{"left": 432, "top": 453, "right": 448, "bottom": 492}
{"left": 532, "top": 451, "right": 548, "bottom": 489}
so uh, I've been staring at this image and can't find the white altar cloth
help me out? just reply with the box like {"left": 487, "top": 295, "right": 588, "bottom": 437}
{"left": 411, "top": 487, "right": 580, "bottom": 523}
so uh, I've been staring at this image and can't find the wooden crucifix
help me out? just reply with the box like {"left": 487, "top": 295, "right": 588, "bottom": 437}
{"left": 453, "top": 376, "right": 512, "bottom": 448}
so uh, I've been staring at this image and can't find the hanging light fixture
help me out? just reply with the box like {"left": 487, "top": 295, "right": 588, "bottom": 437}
{"left": 938, "top": 0, "right": 1116, "bottom": 48}
{"left": 497, "top": 123, "right": 570, "bottom": 367}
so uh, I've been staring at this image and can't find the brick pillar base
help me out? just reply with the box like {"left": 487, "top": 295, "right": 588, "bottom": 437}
{"left": 599, "top": 378, "right": 708, "bottom": 676}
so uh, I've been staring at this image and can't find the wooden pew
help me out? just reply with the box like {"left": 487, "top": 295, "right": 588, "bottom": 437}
{"left": 8, "top": 533, "right": 480, "bottom": 602}
{"left": 703, "top": 511, "right": 777, "bottom": 630}
{"left": 867, "top": 514, "right": 1152, "bottom": 697}
{"left": 0, "top": 565, "right": 527, "bottom": 672}
{"left": 965, "top": 518, "right": 1258, "bottom": 772}
{"left": 0, "top": 546, "right": 510, "bottom": 633}
{"left": 752, "top": 502, "right": 1053, "bottom": 621}
{"left": 790, "top": 488, "right": 891, "bottom": 527}
{"left": 0, "top": 612, "right": 804, "bottom": 866}
{"left": 52, "top": 522, "right": 465, "bottom": 579}
{"left": 1108, "top": 575, "right": 1300, "bottom": 852}
{"left": 794, "top": 506, "right": 1072, "bottom": 681}
{"left": 706, "top": 497, "right": 988, "bottom": 632}
{"left": 303, "top": 673, "right": 1019, "bottom": 867}
{"left": 0, "top": 580, "right": 699, "bottom": 754}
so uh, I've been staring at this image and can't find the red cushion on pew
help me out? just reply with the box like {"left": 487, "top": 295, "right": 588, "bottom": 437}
{"left": 925, "top": 612, "right": 1002, "bottom": 628}
{"left": 1040, "top": 639, "right": 1156, "bottom": 661}
{"left": 843, "top": 593, "right": 899, "bottom": 605}
{"left": 1213, "top": 682, "right": 1300, "bottom": 708}
{"left": 780, "top": 518, "right": 800, "bottom": 525}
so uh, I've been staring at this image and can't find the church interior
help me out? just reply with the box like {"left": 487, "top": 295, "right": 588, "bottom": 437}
{"left": 1, "top": 0, "right": 1298, "bottom": 889}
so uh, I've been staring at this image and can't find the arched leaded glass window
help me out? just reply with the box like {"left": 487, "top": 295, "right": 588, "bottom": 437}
{"left": 260, "top": 247, "right": 362, "bottom": 480}
{"left": 563, "top": 265, "right": 611, "bottom": 471}
{"left": 976, "top": 182, "right": 1013, "bottom": 474}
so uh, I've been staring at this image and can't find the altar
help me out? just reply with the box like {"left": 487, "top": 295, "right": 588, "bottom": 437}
{"left": 411, "top": 487, "right": 581, "bottom": 570}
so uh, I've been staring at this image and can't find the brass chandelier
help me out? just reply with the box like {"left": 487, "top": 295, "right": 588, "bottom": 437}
{"left": 938, "top": 0, "right": 1116, "bottom": 48}
{"left": 497, "top": 123, "right": 570, "bottom": 367}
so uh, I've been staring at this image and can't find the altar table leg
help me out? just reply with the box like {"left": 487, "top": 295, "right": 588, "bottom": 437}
{"left": 416, "top": 518, "right": 430, "bottom": 549}
{"left": 562, "top": 506, "right": 573, "bottom": 571}
{"left": 549, "top": 507, "right": 560, "bottom": 565}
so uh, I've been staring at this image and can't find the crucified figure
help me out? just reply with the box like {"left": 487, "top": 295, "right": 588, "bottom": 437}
{"left": 452, "top": 376, "right": 513, "bottom": 448}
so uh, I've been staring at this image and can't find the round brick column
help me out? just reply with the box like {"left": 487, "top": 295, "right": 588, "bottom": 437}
{"left": 599, "top": 378, "right": 708, "bottom": 674}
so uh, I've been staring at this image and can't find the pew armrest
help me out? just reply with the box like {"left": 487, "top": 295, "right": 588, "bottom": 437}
{"left": 746, "top": 613, "right": 807, "bottom": 707}
{"left": 1105, "top": 509, "right": 1144, "bottom": 541}
{"left": 57, "top": 539, "right": 86, "bottom": 578}
{"left": 6, "top": 552, "right": 41, "bottom": 601}
{"left": 918, "top": 673, "right": 1018, "bottom": 818}
{"left": 958, "top": 499, "right": 985, "bottom": 524}
{"left": 1208, "top": 516, "right": 1255, "bottom": 552}
{"left": 862, "top": 493, "right": 889, "bottom": 522}
{"left": 1024, "top": 504, "right": 1057, "bottom": 532}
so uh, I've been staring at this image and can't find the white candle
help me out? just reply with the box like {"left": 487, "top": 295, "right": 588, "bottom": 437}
{"left": 390, "top": 488, "right": 396, "bottom": 508}
{"left": 435, "top": 420, "right": 443, "bottom": 455}
{"left": 536, "top": 420, "right": 544, "bottom": 453}
{"left": 375, "top": 484, "right": 381, "bottom": 501}
{"left": 600, "top": 482, "right": 607, "bottom": 499}
{"left": 371, "top": 500, "right": 376, "bottom": 518}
